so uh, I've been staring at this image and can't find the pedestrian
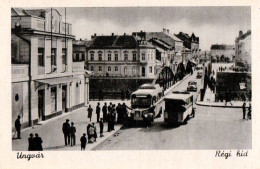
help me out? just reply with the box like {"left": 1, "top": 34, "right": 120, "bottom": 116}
{"left": 62, "top": 119, "right": 71, "bottom": 146}
{"left": 111, "top": 104, "right": 116, "bottom": 130}
{"left": 121, "top": 88, "right": 125, "bottom": 101}
{"left": 126, "top": 88, "right": 130, "bottom": 100}
{"left": 225, "top": 90, "right": 233, "bottom": 106}
{"left": 242, "top": 102, "right": 246, "bottom": 119}
{"left": 87, "top": 105, "right": 93, "bottom": 122}
{"left": 102, "top": 102, "right": 108, "bottom": 123}
{"left": 87, "top": 123, "right": 91, "bottom": 140}
{"left": 96, "top": 102, "right": 101, "bottom": 122}
{"left": 99, "top": 118, "right": 104, "bottom": 137}
{"left": 14, "top": 115, "right": 22, "bottom": 139}
{"left": 122, "top": 103, "right": 128, "bottom": 123}
{"left": 28, "top": 133, "right": 34, "bottom": 151}
{"left": 116, "top": 103, "right": 121, "bottom": 123}
{"left": 88, "top": 124, "right": 95, "bottom": 143}
{"left": 33, "top": 133, "right": 43, "bottom": 151}
{"left": 80, "top": 133, "right": 87, "bottom": 151}
{"left": 70, "top": 122, "right": 76, "bottom": 146}
{"left": 247, "top": 103, "right": 251, "bottom": 120}
{"left": 93, "top": 123, "right": 97, "bottom": 142}
{"left": 108, "top": 102, "right": 113, "bottom": 114}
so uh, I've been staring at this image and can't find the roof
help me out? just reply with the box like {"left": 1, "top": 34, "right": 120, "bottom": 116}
{"left": 73, "top": 40, "right": 89, "bottom": 46}
{"left": 149, "top": 38, "right": 173, "bottom": 50}
{"left": 164, "top": 93, "right": 193, "bottom": 101}
{"left": 88, "top": 35, "right": 139, "bottom": 49}
{"left": 132, "top": 89, "right": 157, "bottom": 96}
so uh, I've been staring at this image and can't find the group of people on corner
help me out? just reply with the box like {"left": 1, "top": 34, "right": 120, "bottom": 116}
{"left": 28, "top": 133, "right": 43, "bottom": 151}
{"left": 242, "top": 102, "right": 252, "bottom": 120}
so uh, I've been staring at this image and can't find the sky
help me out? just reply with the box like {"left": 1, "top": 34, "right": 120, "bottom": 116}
{"left": 56, "top": 7, "right": 250, "bottom": 51}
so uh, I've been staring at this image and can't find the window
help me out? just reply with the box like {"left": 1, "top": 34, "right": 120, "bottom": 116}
{"left": 149, "top": 66, "right": 152, "bottom": 73}
{"left": 51, "top": 48, "right": 56, "bottom": 66}
{"left": 51, "top": 87, "right": 57, "bottom": 113}
{"left": 115, "top": 54, "right": 118, "bottom": 61}
{"left": 90, "top": 66, "right": 94, "bottom": 71}
{"left": 38, "top": 48, "right": 44, "bottom": 66}
{"left": 62, "top": 48, "right": 67, "bottom": 65}
{"left": 133, "top": 53, "right": 137, "bottom": 61}
{"left": 82, "top": 53, "right": 85, "bottom": 61}
{"left": 90, "top": 53, "right": 94, "bottom": 61}
{"left": 108, "top": 54, "right": 111, "bottom": 61}
{"left": 124, "top": 53, "right": 128, "bottom": 61}
{"left": 98, "top": 53, "right": 102, "bottom": 61}
{"left": 142, "top": 53, "right": 145, "bottom": 60}
{"left": 115, "top": 66, "right": 118, "bottom": 71}
{"left": 148, "top": 54, "right": 150, "bottom": 60}
{"left": 99, "top": 66, "right": 102, "bottom": 71}
{"left": 76, "top": 53, "right": 80, "bottom": 61}
{"left": 15, "top": 94, "right": 19, "bottom": 102}
{"left": 108, "top": 66, "right": 111, "bottom": 71}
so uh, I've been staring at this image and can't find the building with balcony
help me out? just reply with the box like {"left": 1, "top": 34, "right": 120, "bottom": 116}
{"left": 87, "top": 33, "right": 156, "bottom": 78}
{"left": 210, "top": 44, "right": 235, "bottom": 62}
{"left": 234, "top": 30, "right": 251, "bottom": 71}
{"left": 11, "top": 8, "right": 89, "bottom": 128}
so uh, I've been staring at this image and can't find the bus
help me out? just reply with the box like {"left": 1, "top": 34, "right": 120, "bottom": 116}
{"left": 130, "top": 83, "right": 164, "bottom": 123}
{"left": 164, "top": 91, "right": 195, "bottom": 125}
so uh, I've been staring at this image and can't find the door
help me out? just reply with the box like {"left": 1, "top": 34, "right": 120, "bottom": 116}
{"left": 62, "top": 85, "right": 67, "bottom": 112}
{"left": 38, "top": 90, "right": 45, "bottom": 121}
{"left": 142, "top": 67, "right": 145, "bottom": 77}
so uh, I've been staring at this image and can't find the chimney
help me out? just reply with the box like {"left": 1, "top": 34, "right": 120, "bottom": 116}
{"left": 124, "top": 33, "right": 126, "bottom": 36}
{"left": 80, "top": 38, "right": 82, "bottom": 41}
{"left": 239, "top": 30, "right": 243, "bottom": 36}
{"left": 94, "top": 33, "right": 96, "bottom": 37}
{"left": 167, "top": 29, "right": 169, "bottom": 34}
{"left": 112, "top": 33, "right": 114, "bottom": 36}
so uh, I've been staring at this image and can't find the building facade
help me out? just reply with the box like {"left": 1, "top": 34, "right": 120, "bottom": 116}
{"left": 11, "top": 8, "right": 89, "bottom": 128}
{"left": 210, "top": 44, "right": 235, "bottom": 62}
{"left": 234, "top": 30, "right": 251, "bottom": 71}
{"left": 87, "top": 34, "right": 157, "bottom": 78}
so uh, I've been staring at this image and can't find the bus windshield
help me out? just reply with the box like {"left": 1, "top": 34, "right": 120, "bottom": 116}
{"left": 131, "top": 97, "right": 151, "bottom": 109}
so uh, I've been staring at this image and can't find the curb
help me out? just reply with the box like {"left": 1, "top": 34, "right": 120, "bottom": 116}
{"left": 195, "top": 102, "right": 246, "bottom": 108}
{"left": 91, "top": 124, "right": 124, "bottom": 150}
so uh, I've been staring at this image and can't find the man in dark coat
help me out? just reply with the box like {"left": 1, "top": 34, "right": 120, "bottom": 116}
{"left": 99, "top": 118, "right": 104, "bottom": 137}
{"left": 242, "top": 102, "right": 246, "bottom": 119}
{"left": 80, "top": 133, "right": 87, "bottom": 151}
{"left": 116, "top": 103, "right": 122, "bottom": 123}
{"left": 247, "top": 103, "right": 251, "bottom": 120}
{"left": 62, "top": 119, "right": 70, "bottom": 146}
{"left": 96, "top": 102, "right": 101, "bottom": 122}
{"left": 15, "top": 115, "right": 21, "bottom": 139}
{"left": 107, "top": 111, "right": 111, "bottom": 132}
{"left": 126, "top": 88, "right": 130, "bottom": 100}
{"left": 28, "top": 133, "right": 34, "bottom": 151}
{"left": 111, "top": 105, "right": 116, "bottom": 130}
{"left": 102, "top": 102, "right": 108, "bottom": 122}
{"left": 121, "top": 88, "right": 125, "bottom": 101}
{"left": 108, "top": 102, "right": 113, "bottom": 114}
{"left": 70, "top": 122, "right": 76, "bottom": 146}
{"left": 122, "top": 103, "right": 128, "bottom": 123}
{"left": 87, "top": 105, "right": 93, "bottom": 122}
{"left": 33, "top": 133, "right": 43, "bottom": 151}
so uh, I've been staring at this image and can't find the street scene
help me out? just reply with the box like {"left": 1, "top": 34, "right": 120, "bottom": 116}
{"left": 11, "top": 7, "right": 251, "bottom": 151}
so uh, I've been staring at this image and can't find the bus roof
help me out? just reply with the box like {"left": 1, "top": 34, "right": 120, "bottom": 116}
{"left": 164, "top": 93, "right": 193, "bottom": 101}
{"left": 132, "top": 89, "right": 156, "bottom": 97}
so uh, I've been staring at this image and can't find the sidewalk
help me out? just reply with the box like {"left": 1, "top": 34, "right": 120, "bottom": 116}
{"left": 196, "top": 100, "right": 250, "bottom": 108}
{"left": 12, "top": 100, "right": 130, "bottom": 151}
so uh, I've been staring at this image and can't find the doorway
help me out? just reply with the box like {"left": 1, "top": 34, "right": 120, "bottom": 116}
{"left": 38, "top": 90, "right": 45, "bottom": 121}
{"left": 142, "top": 67, "right": 145, "bottom": 77}
{"left": 62, "top": 85, "right": 67, "bottom": 113}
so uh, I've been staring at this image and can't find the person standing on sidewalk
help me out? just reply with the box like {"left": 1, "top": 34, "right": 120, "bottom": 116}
{"left": 242, "top": 102, "right": 246, "bottom": 119}
{"left": 96, "top": 102, "right": 101, "bottom": 122}
{"left": 116, "top": 103, "right": 121, "bottom": 123}
{"left": 28, "top": 133, "right": 34, "bottom": 151}
{"left": 87, "top": 105, "right": 93, "bottom": 122}
{"left": 107, "top": 111, "right": 111, "bottom": 132}
{"left": 15, "top": 115, "right": 22, "bottom": 139}
{"left": 70, "top": 122, "right": 76, "bottom": 146}
{"left": 99, "top": 118, "right": 104, "bottom": 137}
{"left": 62, "top": 119, "right": 71, "bottom": 146}
{"left": 247, "top": 103, "right": 251, "bottom": 120}
{"left": 33, "top": 133, "right": 43, "bottom": 151}
{"left": 111, "top": 104, "right": 116, "bottom": 130}
{"left": 102, "top": 102, "right": 108, "bottom": 122}
{"left": 80, "top": 133, "right": 87, "bottom": 151}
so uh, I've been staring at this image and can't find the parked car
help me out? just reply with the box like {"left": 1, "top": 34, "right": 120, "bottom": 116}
{"left": 187, "top": 81, "right": 197, "bottom": 92}
{"left": 196, "top": 72, "right": 203, "bottom": 79}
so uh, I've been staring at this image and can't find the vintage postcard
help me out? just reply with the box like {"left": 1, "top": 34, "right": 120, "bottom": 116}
{"left": 0, "top": 0, "right": 260, "bottom": 169}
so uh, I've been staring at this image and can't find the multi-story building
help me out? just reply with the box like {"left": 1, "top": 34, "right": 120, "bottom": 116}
{"left": 73, "top": 39, "right": 89, "bottom": 69}
{"left": 210, "top": 44, "right": 235, "bottom": 62}
{"left": 234, "top": 30, "right": 251, "bottom": 71}
{"left": 87, "top": 33, "right": 156, "bottom": 78}
{"left": 11, "top": 8, "right": 89, "bottom": 128}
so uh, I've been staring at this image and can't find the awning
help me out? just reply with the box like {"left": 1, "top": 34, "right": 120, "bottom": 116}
{"left": 35, "top": 77, "right": 81, "bottom": 90}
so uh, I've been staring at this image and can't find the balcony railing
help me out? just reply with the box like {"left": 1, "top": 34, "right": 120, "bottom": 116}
{"left": 12, "top": 64, "right": 29, "bottom": 78}
{"left": 72, "top": 62, "right": 84, "bottom": 72}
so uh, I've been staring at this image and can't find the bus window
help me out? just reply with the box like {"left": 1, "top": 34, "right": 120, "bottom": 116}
{"left": 132, "top": 97, "right": 151, "bottom": 108}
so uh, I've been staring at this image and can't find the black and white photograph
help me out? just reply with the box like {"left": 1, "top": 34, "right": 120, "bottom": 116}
{"left": 10, "top": 6, "right": 252, "bottom": 151}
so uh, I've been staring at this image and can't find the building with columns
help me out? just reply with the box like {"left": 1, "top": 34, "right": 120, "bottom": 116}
{"left": 11, "top": 8, "right": 89, "bottom": 128}
{"left": 87, "top": 33, "right": 157, "bottom": 78}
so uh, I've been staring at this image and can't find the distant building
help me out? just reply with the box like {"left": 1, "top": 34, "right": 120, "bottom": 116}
{"left": 11, "top": 8, "right": 89, "bottom": 128}
{"left": 234, "top": 30, "right": 251, "bottom": 71}
{"left": 87, "top": 33, "right": 156, "bottom": 78}
{"left": 73, "top": 39, "right": 89, "bottom": 68}
{"left": 210, "top": 44, "right": 235, "bottom": 62}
